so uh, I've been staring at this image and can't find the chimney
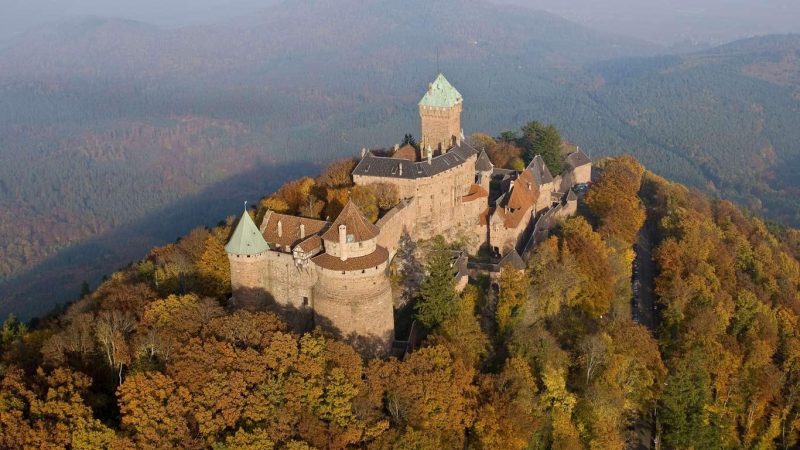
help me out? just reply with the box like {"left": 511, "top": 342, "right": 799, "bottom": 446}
{"left": 360, "top": 147, "right": 367, "bottom": 158}
{"left": 426, "top": 146, "right": 433, "bottom": 165}
{"left": 455, "top": 134, "right": 461, "bottom": 147}
{"left": 277, "top": 220, "right": 283, "bottom": 238}
{"left": 398, "top": 163, "right": 403, "bottom": 176}
{"left": 394, "top": 143, "right": 400, "bottom": 151}
{"left": 300, "top": 223, "right": 305, "bottom": 239}
{"left": 338, "top": 224, "right": 348, "bottom": 261}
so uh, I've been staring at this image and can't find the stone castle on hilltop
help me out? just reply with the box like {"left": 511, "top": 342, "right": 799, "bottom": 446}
{"left": 225, "top": 74, "right": 591, "bottom": 350}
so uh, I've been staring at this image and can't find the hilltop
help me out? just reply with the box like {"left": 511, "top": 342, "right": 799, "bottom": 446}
{"left": 1, "top": 153, "right": 798, "bottom": 448}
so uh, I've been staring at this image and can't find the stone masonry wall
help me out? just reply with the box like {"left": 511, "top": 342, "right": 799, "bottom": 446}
{"left": 262, "top": 251, "right": 317, "bottom": 329}
{"left": 573, "top": 165, "right": 591, "bottom": 184}
{"left": 229, "top": 253, "right": 269, "bottom": 310}
{"left": 354, "top": 154, "right": 477, "bottom": 246}
{"left": 313, "top": 262, "right": 394, "bottom": 346}
{"left": 420, "top": 103, "right": 462, "bottom": 152}
{"left": 375, "top": 199, "right": 417, "bottom": 258}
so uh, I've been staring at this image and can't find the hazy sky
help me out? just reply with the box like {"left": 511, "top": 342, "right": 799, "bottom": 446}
{"left": 2, "top": 0, "right": 799, "bottom": 46}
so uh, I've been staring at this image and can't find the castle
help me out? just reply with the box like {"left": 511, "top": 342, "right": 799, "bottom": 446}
{"left": 225, "top": 74, "right": 591, "bottom": 349}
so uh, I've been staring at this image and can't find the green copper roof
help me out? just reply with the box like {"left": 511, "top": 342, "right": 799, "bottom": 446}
{"left": 225, "top": 210, "right": 269, "bottom": 255}
{"left": 418, "top": 73, "right": 462, "bottom": 108}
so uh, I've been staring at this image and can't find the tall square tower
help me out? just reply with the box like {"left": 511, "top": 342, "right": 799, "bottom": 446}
{"left": 419, "top": 73, "right": 463, "bottom": 153}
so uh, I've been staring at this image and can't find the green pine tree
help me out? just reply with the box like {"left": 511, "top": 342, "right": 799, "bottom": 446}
{"left": 415, "top": 236, "right": 458, "bottom": 329}
{"left": 521, "top": 120, "right": 563, "bottom": 173}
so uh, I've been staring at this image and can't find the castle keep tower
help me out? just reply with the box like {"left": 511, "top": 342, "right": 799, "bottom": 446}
{"left": 419, "top": 73, "right": 463, "bottom": 153}
{"left": 225, "top": 210, "right": 270, "bottom": 310}
{"left": 311, "top": 201, "right": 394, "bottom": 348}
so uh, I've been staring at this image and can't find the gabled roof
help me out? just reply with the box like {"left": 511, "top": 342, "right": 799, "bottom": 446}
{"left": 419, "top": 73, "right": 462, "bottom": 108}
{"left": 261, "top": 211, "right": 329, "bottom": 250}
{"left": 351, "top": 140, "right": 479, "bottom": 180}
{"left": 225, "top": 211, "right": 269, "bottom": 255}
{"left": 503, "top": 207, "right": 530, "bottom": 229}
{"left": 476, "top": 150, "right": 494, "bottom": 172}
{"left": 507, "top": 170, "right": 538, "bottom": 211}
{"left": 499, "top": 249, "right": 526, "bottom": 270}
{"left": 526, "top": 155, "right": 554, "bottom": 185}
{"left": 321, "top": 201, "right": 380, "bottom": 243}
{"left": 565, "top": 149, "right": 591, "bottom": 168}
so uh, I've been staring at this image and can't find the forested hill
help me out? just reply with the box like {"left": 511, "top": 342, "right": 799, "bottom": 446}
{"left": 1, "top": 0, "right": 799, "bottom": 320}
{"left": 0, "top": 156, "right": 798, "bottom": 449}
{"left": 582, "top": 34, "right": 800, "bottom": 226}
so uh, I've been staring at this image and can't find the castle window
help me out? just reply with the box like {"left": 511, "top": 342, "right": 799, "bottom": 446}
{"left": 302, "top": 297, "right": 309, "bottom": 307}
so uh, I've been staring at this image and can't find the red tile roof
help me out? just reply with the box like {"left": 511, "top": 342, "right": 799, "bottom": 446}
{"left": 462, "top": 183, "right": 489, "bottom": 202}
{"left": 313, "top": 245, "right": 389, "bottom": 271}
{"left": 321, "top": 201, "right": 380, "bottom": 243}
{"left": 507, "top": 170, "right": 538, "bottom": 211}
{"left": 261, "top": 212, "right": 329, "bottom": 250}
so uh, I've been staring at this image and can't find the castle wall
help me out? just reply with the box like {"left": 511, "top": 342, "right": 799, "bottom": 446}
{"left": 259, "top": 251, "right": 317, "bottom": 329}
{"left": 489, "top": 207, "right": 535, "bottom": 253}
{"left": 573, "top": 165, "right": 591, "bottom": 184}
{"left": 325, "top": 238, "right": 377, "bottom": 259}
{"left": 535, "top": 181, "right": 556, "bottom": 213}
{"left": 313, "top": 262, "right": 394, "bottom": 348}
{"left": 375, "top": 199, "right": 417, "bottom": 258}
{"left": 229, "top": 252, "right": 269, "bottom": 310}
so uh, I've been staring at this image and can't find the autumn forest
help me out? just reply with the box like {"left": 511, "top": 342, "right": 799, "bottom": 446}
{"left": 1, "top": 150, "right": 799, "bottom": 449}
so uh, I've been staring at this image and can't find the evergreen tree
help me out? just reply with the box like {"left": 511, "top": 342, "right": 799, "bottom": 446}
{"left": 521, "top": 120, "right": 563, "bottom": 173}
{"left": 415, "top": 236, "right": 458, "bottom": 329}
{"left": 402, "top": 133, "right": 418, "bottom": 149}
{"left": 660, "top": 352, "right": 720, "bottom": 449}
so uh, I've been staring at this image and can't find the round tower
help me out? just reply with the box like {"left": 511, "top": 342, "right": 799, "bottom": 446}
{"left": 311, "top": 201, "right": 394, "bottom": 352}
{"left": 419, "top": 73, "right": 463, "bottom": 153}
{"left": 225, "top": 209, "right": 270, "bottom": 310}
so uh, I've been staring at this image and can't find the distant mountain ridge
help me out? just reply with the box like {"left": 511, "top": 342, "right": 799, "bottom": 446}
{"left": 0, "top": 0, "right": 659, "bottom": 84}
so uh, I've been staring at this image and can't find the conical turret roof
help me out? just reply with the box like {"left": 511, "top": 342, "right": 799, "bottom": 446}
{"left": 225, "top": 210, "right": 269, "bottom": 255}
{"left": 321, "top": 201, "right": 380, "bottom": 243}
{"left": 419, "top": 73, "right": 462, "bottom": 108}
{"left": 476, "top": 149, "right": 494, "bottom": 171}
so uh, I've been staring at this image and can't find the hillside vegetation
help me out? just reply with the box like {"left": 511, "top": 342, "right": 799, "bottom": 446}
{"left": 0, "top": 156, "right": 798, "bottom": 449}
